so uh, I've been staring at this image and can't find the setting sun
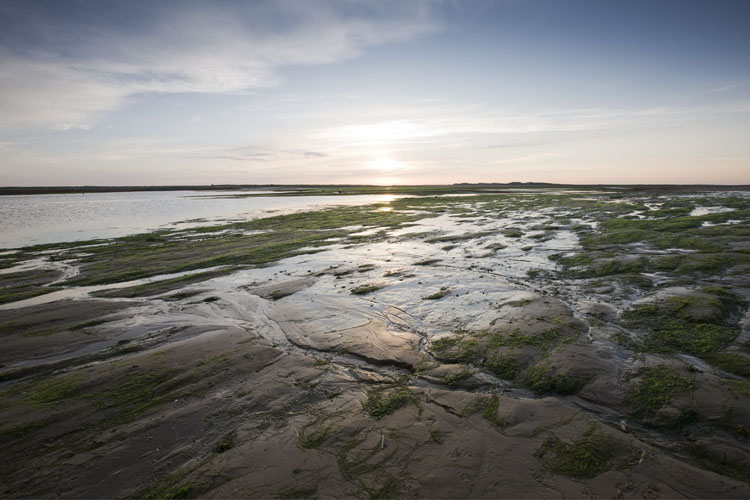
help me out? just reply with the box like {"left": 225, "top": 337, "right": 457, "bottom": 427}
{"left": 368, "top": 156, "right": 406, "bottom": 172}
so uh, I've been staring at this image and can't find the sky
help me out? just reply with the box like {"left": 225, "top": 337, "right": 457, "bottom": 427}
{"left": 0, "top": 0, "right": 749, "bottom": 186}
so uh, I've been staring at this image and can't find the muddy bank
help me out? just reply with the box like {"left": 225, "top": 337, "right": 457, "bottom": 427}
{"left": 1, "top": 188, "right": 750, "bottom": 498}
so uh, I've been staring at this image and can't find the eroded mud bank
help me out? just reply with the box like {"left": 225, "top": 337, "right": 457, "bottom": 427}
{"left": 1, "top": 189, "right": 750, "bottom": 498}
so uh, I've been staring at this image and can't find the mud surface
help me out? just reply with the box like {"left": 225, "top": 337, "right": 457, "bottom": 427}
{"left": 1, "top": 188, "right": 750, "bottom": 498}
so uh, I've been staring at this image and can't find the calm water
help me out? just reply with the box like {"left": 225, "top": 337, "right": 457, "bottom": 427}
{"left": 0, "top": 191, "right": 399, "bottom": 248}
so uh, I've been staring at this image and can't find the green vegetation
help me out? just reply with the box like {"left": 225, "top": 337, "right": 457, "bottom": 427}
{"left": 86, "top": 369, "right": 182, "bottom": 425}
{"left": 49, "top": 199, "right": 454, "bottom": 287}
{"left": 335, "top": 432, "right": 400, "bottom": 485}
{"left": 0, "top": 421, "right": 45, "bottom": 441}
{"left": 25, "top": 376, "right": 81, "bottom": 407}
{"left": 701, "top": 352, "right": 750, "bottom": 378}
{"left": 429, "top": 335, "right": 478, "bottom": 362}
{"left": 425, "top": 231, "right": 494, "bottom": 243}
{"left": 0, "top": 286, "right": 61, "bottom": 305}
{"left": 524, "top": 365, "right": 589, "bottom": 395}
{"left": 214, "top": 431, "right": 236, "bottom": 453}
{"left": 70, "top": 319, "right": 108, "bottom": 330}
{"left": 162, "top": 290, "right": 204, "bottom": 301}
{"left": 363, "top": 386, "right": 418, "bottom": 418}
{"left": 535, "top": 423, "right": 640, "bottom": 479}
{"left": 312, "top": 358, "right": 330, "bottom": 368}
{"left": 482, "top": 394, "right": 506, "bottom": 430}
{"left": 484, "top": 242, "right": 507, "bottom": 252}
{"left": 444, "top": 366, "right": 474, "bottom": 386}
{"left": 351, "top": 284, "right": 385, "bottom": 295}
{"left": 430, "top": 336, "right": 460, "bottom": 352}
{"left": 489, "top": 325, "right": 576, "bottom": 349}
{"left": 135, "top": 465, "right": 202, "bottom": 500}
{"left": 94, "top": 269, "right": 231, "bottom": 298}
{"left": 724, "top": 379, "right": 750, "bottom": 396}
{"left": 298, "top": 424, "right": 331, "bottom": 449}
{"left": 623, "top": 289, "right": 746, "bottom": 355}
{"left": 558, "top": 252, "right": 750, "bottom": 279}
{"left": 503, "top": 298, "right": 534, "bottom": 307}
{"left": 423, "top": 287, "right": 451, "bottom": 300}
{"left": 0, "top": 268, "right": 63, "bottom": 305}
{"left": 269, "top": 289, "right": 295, "bottom": 301}
{"left": 540, "top": 194, "right": 750, "bottom": 286}
{"left": 624, "top": 366, "right": 694, "bottom": 420}
{"left": 67, "top": 230, "right": 341, "bottom": 286}
{"left": 0, "top": 342, "right": 144, "bottom": 384}
{"left": 414, "top": 258, "right": 441, "bottom": 266}
{"left": 483, "top": 353, "right": 519, "bottom": 379}
{"left": 428, "top": 429, "right": 450, "bottom": 444}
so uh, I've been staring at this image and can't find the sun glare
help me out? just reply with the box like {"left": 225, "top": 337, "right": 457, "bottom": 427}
{"left": 369, "top": 156, "right": 405, "bottom": 172}
{"left": 337, "top": 120, "right": 427, "bottom": 146}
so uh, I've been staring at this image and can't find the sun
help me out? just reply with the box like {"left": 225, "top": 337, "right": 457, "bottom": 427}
{"left": 368, "top": 156, "right": 405, "bottom": 172}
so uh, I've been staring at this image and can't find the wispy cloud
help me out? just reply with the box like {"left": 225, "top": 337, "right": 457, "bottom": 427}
{"left": 315, "top": 101, "right": 750, "bottom": 151}
{"left": 52, "top": 122, "right": 91, "bottom": 131}
{"left": 709, "top": 80, "right": 750, "bottom": 93}
{"left": 0, "top": 1, "right": 437, "bottom": 128}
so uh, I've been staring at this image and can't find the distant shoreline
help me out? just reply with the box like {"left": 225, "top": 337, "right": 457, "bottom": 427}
{"left": 2, "top": 183, "right": 750, "bottom": 196}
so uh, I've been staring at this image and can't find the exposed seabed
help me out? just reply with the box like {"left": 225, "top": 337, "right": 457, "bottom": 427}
{"left": 1, "top": 188, "right": 750, "bottom": 498}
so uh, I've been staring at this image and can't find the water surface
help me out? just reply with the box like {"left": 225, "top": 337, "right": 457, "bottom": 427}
{"left": 0, "top": 190, "right": 398, "bottom": 248}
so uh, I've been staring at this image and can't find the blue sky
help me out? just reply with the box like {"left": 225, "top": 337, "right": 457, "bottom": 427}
{"left": 1, "top": 0, "right": 749, "bottom": 185}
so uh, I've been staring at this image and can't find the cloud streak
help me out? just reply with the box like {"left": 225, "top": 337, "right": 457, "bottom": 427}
{"left": 0, "top": 0, "right": 437, "bottom": 129}
{"left": 313, "top": 101, "right": 750, "bottom": 153}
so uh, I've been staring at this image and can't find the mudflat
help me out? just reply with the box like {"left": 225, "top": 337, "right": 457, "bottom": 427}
{"left": 1, "top": 187, "right": 750, "bottom": 498}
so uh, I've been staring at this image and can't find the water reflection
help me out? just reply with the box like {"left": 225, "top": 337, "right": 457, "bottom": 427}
{"left": 0, "top": 191, "right": 407, "bottom": 248}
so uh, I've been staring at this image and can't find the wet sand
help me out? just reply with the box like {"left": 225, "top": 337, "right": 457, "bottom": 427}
{"left": 1, "top": 189, "right": 749, "bottom": 498}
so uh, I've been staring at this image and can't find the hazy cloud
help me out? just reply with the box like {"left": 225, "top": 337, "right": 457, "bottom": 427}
{"left": 0, "top": 1, "right": 437, "bottom": 128}
{"left": 302, "top": 151, "right": 328, "bottom": 158}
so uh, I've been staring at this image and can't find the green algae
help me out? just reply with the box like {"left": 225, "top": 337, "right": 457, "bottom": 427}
{"left": 25, "top": 375, "right": 82, "bottom": 407}
{"left": 482, "top": 394, "right": 506, "bottom": 430}
{"left": 702, "top": 352, "right": 750, "bottom": 378}
{"left": 624, "top": 366, "right": 694, "bottom": 420}
{"left": 524, "top": 365, "right": 590, "bottom": 396}
{"left": 363, "top": 386, "right": 418, "bottom": 418}
{"left": 423, "top": 287, "right": 451, "bottom": 300}
{"left": 623, "top": 289, "right": 746, "bottom": 355}
{"left": 483, "top": 353, "right": 519, "bottom": 379}
{"left": 351, "top": 284, "right": 386, "bottom": 295}
{"left": 535, "top": 423, "right": 640, "bottom": 479}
